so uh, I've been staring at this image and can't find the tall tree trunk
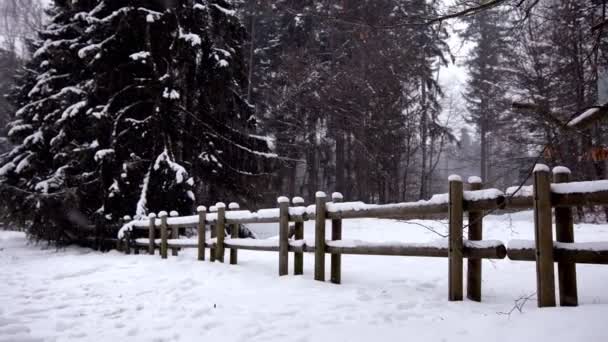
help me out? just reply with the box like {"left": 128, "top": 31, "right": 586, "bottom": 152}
{"left": 335, "top": 130, "right": 345, "bottom": 195}
{"left": 306, "top": 115, "right": 318, "bottom": 199}
{"left": 480, "top": 109, "right": 488, "bottom": 182}
{"left": 344, "top": 134, "right": 353, "bottom": 199}
{"left": 246, "top": 3, "right": 256, "bottom": 103}
{"left": 419, "top": 80, "right": 428, "bottom": 199}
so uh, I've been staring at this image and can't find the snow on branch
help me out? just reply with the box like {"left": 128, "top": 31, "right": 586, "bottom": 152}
{"left": 154, "top": 150, "right": 188, "bottom": 184}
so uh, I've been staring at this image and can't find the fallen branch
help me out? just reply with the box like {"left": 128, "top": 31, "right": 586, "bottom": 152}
{"left": 497, "top": 292, "right": 536, "bottom": 317}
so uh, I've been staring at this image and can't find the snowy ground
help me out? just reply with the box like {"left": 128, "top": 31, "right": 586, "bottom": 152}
{"left": 2, "top": 211, "right": 608, "bottom": 342}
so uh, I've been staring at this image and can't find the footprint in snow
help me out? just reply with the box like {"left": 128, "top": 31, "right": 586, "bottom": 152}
{"left": 396, "top": 302, "right": 417, "bottom": 310}
{"left": 0, "top": 325, "right": 30, "bottom": 335}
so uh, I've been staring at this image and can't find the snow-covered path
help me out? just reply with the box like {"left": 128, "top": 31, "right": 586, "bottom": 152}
{"left": 2, "top": 212, "right": 608, "bottom": 342}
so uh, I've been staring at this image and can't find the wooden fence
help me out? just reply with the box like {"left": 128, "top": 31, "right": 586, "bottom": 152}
{"left": 119, "top": 164, "right": 608, "bottom": 308}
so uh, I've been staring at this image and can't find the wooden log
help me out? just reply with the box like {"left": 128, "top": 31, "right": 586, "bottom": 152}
{"left": 279, "top": 197, "right": 289, "bottom": 276}
{"left": 552, "top": 190, "right": 608, "bottom": 207}
{"left": 197, "top": 206, "right": 206, "bottom": 261}
{"left": 210, "top": 205, "right": 217, "bottom": 262}
{"left": 170, "top": 211, "right": 179, "bottom": 256}
{"left": 226, "top": 216, "right": 285, "bottom": 225}
{"left": 124, "top": 235, "right": 131, "bottom": 255}
{"left": 159, "top": 211, "right": 168, "bottom": 259}
{"left": 222, "top": 240, "right": 506, "bottom": 259}
{"left": 464, "top": 196, "right": 506, "bottom": 212}
{"left": 229, "top": 203, "right": 239, "bottom": 265}
{"left": 116, "top": 239, "right": 123, "bottom": 252}
{"left": 553, "top": 168, "right": 578, "bottom": 306}
{"left": 448, "top": 176, "right": 464, "bottom": 301}
{"left": 331, "top": 192, "right": 343, "bottom": 284}
{"left": 467, "top": 179, "right": 483, "bottom": 302}
{"left": 225, "top": 241, "right": 279, "bottom": 251}
{"left": 508, "top": 242, "right": 608, "bottom": 264}
{"left": 326, "top": 202, "right": 447, "bottom": 220}
{"left": 293, "top": 197, "right": 305, "bottom": 275}
{"left": 148, "top": 213, "right": 156, "bottom": 255}
{"left": 533, "top": 165, "right": 556, "bottom": 307}
{"left": 215, "top": 203, "right": 226, "bottom": 262}
{"left": 325, "top": 241, "right": 506, "bottom": 259}
{"left": 166, "top": 241, "right": 199, "bottom": 248}
{"left": 315, "top": 192, "right": 327, "bottom": 281}
{"left": 123, "top": 215, "right": 131, "bottom": 254}
{"left": 505, "top": 195, "right": 534, "bottom": 210}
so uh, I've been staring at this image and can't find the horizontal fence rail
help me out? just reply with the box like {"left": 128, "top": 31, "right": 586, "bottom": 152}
{"left": 118, "top": 164, "right": 608, "bottom": 309}
{"left": 132, "top": 237, "right": 507, "bottom": 259}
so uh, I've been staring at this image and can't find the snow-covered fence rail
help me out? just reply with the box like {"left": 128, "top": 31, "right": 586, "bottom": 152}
{"left": 118, "top": 164, "right": 608, "bottom": 309}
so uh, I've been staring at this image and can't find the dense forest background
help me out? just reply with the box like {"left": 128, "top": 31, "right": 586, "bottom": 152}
{"left": 238, "top": 0, "right": 608, "bottom": 203}
{"left": 0, "top": 0, "right": 607, "bottom": 240}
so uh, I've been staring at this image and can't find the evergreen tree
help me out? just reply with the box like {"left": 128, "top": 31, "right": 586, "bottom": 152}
{"left": 0, "top": 0, "right": 272, "bottom": 243}
{"left": 241, "top": 0, "right": 452, "bottom": 203}
{"left": 461, "top": 2, "right": 516, "bottom": 187}
{"left": 0, "top": 48, "right": 19, "bottom": 154}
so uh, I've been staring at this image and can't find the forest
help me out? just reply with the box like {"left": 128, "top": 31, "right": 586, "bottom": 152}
{"left": 0, "top": 0, "right": 607, "bottom": 243}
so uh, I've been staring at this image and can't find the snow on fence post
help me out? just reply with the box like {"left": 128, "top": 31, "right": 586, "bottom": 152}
{"left": 123, "top": 215, "right": 132, "bottom": 255}
{"left": 331, "top": 192, "right": 343, "bottom": 284}
{"left": 293, "top": 197, "right": 305, "bottom": 275}
{"left": 553, "top": 167, "right": 578, "bottom": 306}
{"left": 170, "top": 211, "right": 179, "bottom": 256}
{"left": 229, "top": 202, "right": 240, "bottom": 265}
{"left": 215, "top": 203, "right": 226, "bottom": 263}
{"left": 209, "top": 205, "right": 217, "bottom": 262}
{"left": 148, "top": 213, "right": 156, "bottom": 255}
{"left": 533, "top": 164, "right": 556, "bottom": 307}
{"left": 278, "top": 197, "right": 290, "bottom": 276}
{"left": 159, "top": 211, "right": 168, "bottom": 259}
{"left": 315, "top": 192, "right": 327, "bottom": 281}
{"left": 197, "top": 206, "right": 207, "bottom": 261}
{"left": 448, "top": 175, "right": 464, "bottom": 301}
{"left": 467, "top": 177, "right": 483, "bottom": 302}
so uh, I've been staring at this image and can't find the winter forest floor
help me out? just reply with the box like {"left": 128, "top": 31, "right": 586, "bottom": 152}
{"left": 1, "top": 212, "right": 608, "bottom": 342}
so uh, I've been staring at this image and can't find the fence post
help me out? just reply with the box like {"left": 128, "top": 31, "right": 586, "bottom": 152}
{"left": 467, "top": 177, "right": 483, "bottom": 302}
{"left": 148, "top": 213, "right": 156, "bottom": 255}
{"left": 533, "top": 164, "right": 556, "bottom": 307}
{"left": 448, "top": 175, "right": 464, "bottom": 301}
{"left": 553, "top": 166, "right": 578, "bottom": 306}
{"left": 229, "top": 202, "right": 240, "bottom": 265}
{"left": 159, "top": 211, "right": 168, "bottom": 259}
{"left": 279, "top": 197, "right": 290, "bottom": 276}
{"left": 293, "top": 197, "right": 305, "bottom": 275}
{"left": 215, "top": 203, "right": 226, "bottom": 263}
{"left": 123, "top": 215, "right": 132, "bottom": 255}
{"left": 197, "top": 206, "right": 207, "bottom": 261}
{"left": 170, "top": 211, "right": 179, "bottom": 256}
{"left": 315, "top": 192, "right": 327, "bottom": 281}
{"left": 331, "top": 192, "right": 343, "bottom": 284}
{"left": 209, "top": 205, "right": 217, "bottom": 262}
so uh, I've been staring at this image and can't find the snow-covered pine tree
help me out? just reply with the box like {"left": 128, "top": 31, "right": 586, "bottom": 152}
{"left": 0, "top": 48, "right": 22, "bottom": 230}
{"left": 462, "top": 3, "right": 517, "bottom": 187}
{"left": 0, "top": 0, "right": 273, "bottom": 244}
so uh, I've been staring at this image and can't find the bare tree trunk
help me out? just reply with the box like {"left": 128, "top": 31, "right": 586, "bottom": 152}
{"left": 246, "top": 3, "right": 256, "bottom": 103}
{"left": 344, "top": 134, "right": 353, "bottom": 199}
{"left": 306, "top": 115, "right": 318, "bottom": 199}
{"left": 335, "top": 130, "right": 345, "bottom": 194}
{"left": 480, "top": 110, "right": 488, "bottom": 182}
{"left": 419, "top": 81, "right": 428, "bottom": 199}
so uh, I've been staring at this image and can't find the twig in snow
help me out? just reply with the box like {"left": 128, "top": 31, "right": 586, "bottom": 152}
{"left": 497, "top": 292, "right": 536, "bottom": 317}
